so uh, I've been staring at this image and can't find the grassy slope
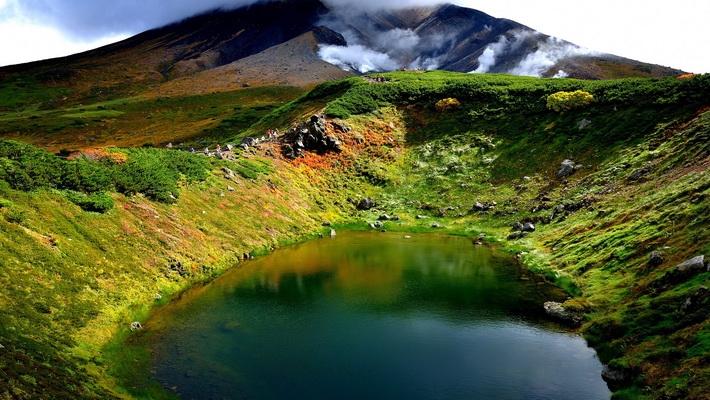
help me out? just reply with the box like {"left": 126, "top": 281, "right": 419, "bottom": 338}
{"left": 0, "top": 70, "right": 709, "bottom": 399}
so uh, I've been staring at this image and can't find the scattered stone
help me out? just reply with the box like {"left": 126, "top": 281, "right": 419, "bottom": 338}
{"left": 370, "top": 221, "right": 384, "bottom": 229}
{"left": 378, "top": 214, "right": 390, "bottom": 221}
{"left": 522, "top": 176, "right": 532, "bottom": 181}
{"left": 431, "top": 222, "right": 441, "bottom": 228}
{"left": 543, "top": 301, "right": 583, "bottom": 326}
{"left": 648, "top": 251, "right": 664, "bottom": 268}
{"left": 522, "top": 222, "right": 536, "bottom": 232}
{"left": 130, "top": 322, "right": 143, "bottom": 331}
{"left": 416, "top": 215, "right": 429, "bottom": 219}
{"left": 511, "top": 221, "right": 524, "bottom": 231}
{"left": 322, "top": 221, "right": 332, "bottom": 226}
{"left": 330, "top": 229, "right": 336, "bottom": 237}
{"left": 227, "top": 186, "right": 236, "bottom": 192}
{"left": 404, "top": 235, "right": 411, "bottom": 239}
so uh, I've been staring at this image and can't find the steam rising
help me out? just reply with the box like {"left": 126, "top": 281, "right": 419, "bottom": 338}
{"left": 472, "top": 29, "right": 599, "bottom": 77}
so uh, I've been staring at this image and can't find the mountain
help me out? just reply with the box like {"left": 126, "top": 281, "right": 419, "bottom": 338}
{"left": 0, "top": 0, "right": 683, "bottom": 101}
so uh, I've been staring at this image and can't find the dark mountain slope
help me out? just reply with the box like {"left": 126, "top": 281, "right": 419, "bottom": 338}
{"left": 0, "top": 0, "right": 685, "bottom": 106}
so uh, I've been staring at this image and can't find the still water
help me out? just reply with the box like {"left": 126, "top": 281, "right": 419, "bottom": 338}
{"left": 148, "top": 231, "right": 610, "bottom": 399}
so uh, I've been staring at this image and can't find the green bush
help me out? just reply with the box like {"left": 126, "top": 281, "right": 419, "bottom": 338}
{"left": 65, "top": 190, "right": 115, "bottom": 213}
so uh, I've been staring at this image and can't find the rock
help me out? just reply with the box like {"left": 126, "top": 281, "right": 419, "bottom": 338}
{"left": 130, "top": 321, "right": 143, "bottom": 331}
{"left": 557, "top": 159, "right": 576, "bottom": 179}
{"left": 543, "top": 301, "right": 583, "bottom": 326}
{"left": 416, "top": 215, "right": 429, "bottom": 219}
{"left": 431, "top": 222, "right": 441, "bottom": 228}
{"left": 227, "top": 186, "right": 236, "bottom": 192}
{"left": 322, "top": 221, "right": 331, "bottom": 226}
{"left": 404, "top": 235, "right": 411, "bottom": 239}
{"left": 371, "top": 221, "right": 384, "bottom": 229}
{"left": 679, "top": 286, "right": 709, "bottom": 314}
{"left": 240, "top": 137, "right": 256, "bottom": 148}
{"left": 629, "top": 165, "right": 651, "bottom": 181}
{"left": 330, "top": 229, "right": 336, "bottom": 237}
{"left": 357, "top": 197, "right": 376, "bottom": 211}
{"left": 279, "top": 113, "right": 343, "bottom": 159}
{"left": 507, "top": 231, "right": 526, "bottom": 240}
{"left": 648, "top": 251, "right": 664, "bottom": 268}
{"left": 222, "top": 167, "right": 235, "bottom": 177}
{"left": 650, "top": 255, "right": 708, "bottom": 292}
{"left": 378, "top": 214, "right": 390, "bottom": 221}
{"left": 522, "top": 222, "right": 536, "bottom": 232}
{"left": 675, "top": 255, "right": 706, "bottom": 273}
{"left": 577, "top": 118, "right": 592, "bottom": 129}
{"left": 471, "top": 201, "right": 486, "bottom": 212}
{"left": 601, "top": 364, "right": 629, "bottom": 388}
{"left": 511, "top": 221, "right": 524, "bottom": 231}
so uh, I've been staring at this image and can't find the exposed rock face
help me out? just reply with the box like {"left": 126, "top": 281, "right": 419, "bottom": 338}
{"left": 280, "top": 114, "right": 344, "bottom": 159}
{"left": 543, "top": 301, "right": 583, "bottom": 326}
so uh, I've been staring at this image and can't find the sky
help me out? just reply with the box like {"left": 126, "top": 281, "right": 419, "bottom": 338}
{"left": 0, "top": 0, "right": 708, "bottom": 73}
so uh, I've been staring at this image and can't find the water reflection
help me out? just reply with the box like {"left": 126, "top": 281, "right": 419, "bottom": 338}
{"left": 148, "top": 231, "right": 610, "bottom": 400}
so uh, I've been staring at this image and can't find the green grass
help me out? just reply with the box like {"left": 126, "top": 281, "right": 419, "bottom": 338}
{"left": 1, "top": 70, "right": 709, "bottom": 398}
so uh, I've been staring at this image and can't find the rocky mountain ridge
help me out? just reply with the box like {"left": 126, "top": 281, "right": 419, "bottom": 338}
{"left": 0, "top": 0, "right": 684, "bottom": 102}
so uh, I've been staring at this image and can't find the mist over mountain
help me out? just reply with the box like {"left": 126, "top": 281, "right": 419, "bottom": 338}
{"left": 0, "top": 0, "right": 683, "bottom": 97}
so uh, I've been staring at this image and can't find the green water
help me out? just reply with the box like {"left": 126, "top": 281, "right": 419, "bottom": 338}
{"left": 147, "top": 231, "right": 610, "bottom": 399}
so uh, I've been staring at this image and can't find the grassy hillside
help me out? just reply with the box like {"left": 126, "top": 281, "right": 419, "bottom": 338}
{"left": 1, "top": 71, "right": 709, "bottom": 399}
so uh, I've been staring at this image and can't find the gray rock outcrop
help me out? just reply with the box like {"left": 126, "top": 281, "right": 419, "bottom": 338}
{"left": 280, "top": 114, "right": 344, "bottom": 159}
{"left": 543, "top": 301, "right": 583, "bottom": 326}
{"left": 557, "top": 159, "right": 576, "bottom": 179}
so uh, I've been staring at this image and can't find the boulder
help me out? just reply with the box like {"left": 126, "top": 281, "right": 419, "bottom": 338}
{"left": 357, "top": 197, "right": 376, "bottom": 211}
{"left": 522, "top": 222, "right": 536, "bottom": 232}
{"left": 629, "top": 165, "right": 651, "bottom": 181}
{"left": 543, "top": 301, "right": 583, "bottom": 326}
{"left": 675, "top": 255, "right": 707, "bottom": 273}
{"left": 507, "top": 231, "right": 526, "bottom": 240}
{"left": 601, "top": 364, "right": 629, "bottom": 388}
{"left": 648, "top": 251, "right": 664, "bottom": 268}
{"left": 431, "top": 222, "right": 441, "bottom": 228}
{"left": 471, "top": 201, "right": 486, "bottom": 212}
{"left": 330, "top": 229, "right": 336, "bottom": 237}
{"left": 378, "top": 214, "right": 390, "bottom": 221}
{"left": 557, "top": 159, "right": 576, "bottom": 179}
{"left": 511, "top": 221, "right": 524, "bottom": 231}
{"left": 577, "top": 119, "right": 592, "bottom": 129}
